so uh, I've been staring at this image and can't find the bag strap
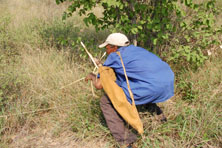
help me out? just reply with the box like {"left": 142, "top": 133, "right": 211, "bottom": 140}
{"left": 116, "top": 51, "right": 135, "bottom": 106}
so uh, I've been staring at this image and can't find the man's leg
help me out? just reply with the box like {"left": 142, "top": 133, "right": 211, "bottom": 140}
{"left": 100, "top": 95, "right": 137, "bottom": 145}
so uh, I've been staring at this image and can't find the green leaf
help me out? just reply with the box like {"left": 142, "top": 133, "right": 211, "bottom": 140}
{"left": 62, "top": 12, "right": 67, "bottom": 20}
{"left": 137, "top": 26, "right": 143, "bottom": 30}
{"left": 184, "top": 35, "right": 190, "bottom": 42}
{"left": 131, "top": 28, "right": 138, "bottom": 35}
{"left": 55, "top": 0, "right": 60, "bottom": 4}
{"left": 153, "top": 38, "right": 158, "bottom": 45}
{"left": 55, "top": 0, "right": 66, "bottom": 4}
{"left": 140, "top": 20, "right": 146, "bottom": 25}
{"left": 187, "top": 54, "right": 191, "bottom": 61}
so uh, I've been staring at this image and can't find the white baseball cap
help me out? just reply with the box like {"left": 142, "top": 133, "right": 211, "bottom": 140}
{"left": 99, "top": 33, "right": 130, "bottom": 48}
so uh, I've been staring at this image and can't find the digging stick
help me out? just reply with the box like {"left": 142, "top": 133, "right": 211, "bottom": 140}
{"left": 80, "top": 41, "right": 98, "bottom": 69}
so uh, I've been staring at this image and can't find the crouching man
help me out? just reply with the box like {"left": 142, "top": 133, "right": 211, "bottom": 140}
{"left": 85, "top": 33, "right": 174, "bottom": 148}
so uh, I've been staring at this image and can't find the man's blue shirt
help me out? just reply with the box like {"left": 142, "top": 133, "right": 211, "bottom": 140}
{"left": 103, "top": 45, "right": 174, "bottom": 105}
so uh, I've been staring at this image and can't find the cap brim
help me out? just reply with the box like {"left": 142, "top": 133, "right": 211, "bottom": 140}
{"left": 99, "top": 42, "right": 108, "bottom": 48}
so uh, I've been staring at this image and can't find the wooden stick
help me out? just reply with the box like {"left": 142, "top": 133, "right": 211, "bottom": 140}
{"left": 93, "top": 52, "right": 106, "bottom": 73}
{"left": 60, "top": 77, "right": 85, "bottom": 89}
{"left": 80, "top": 42, "right": 98, "bottom": 69}
{"left": 80, "top": 43, "right": 106, "bottom": 97}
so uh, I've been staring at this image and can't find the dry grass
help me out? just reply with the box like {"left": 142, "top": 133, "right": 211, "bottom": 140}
{"left": 0, "top": 47, "right": 109, "bottom": 147}
{"left": 0, "top": 47, "right": 103, "bottom": 145}
{"left": 3, "top": 0, "right": 67, "bottom": 26}
{"left": 0, "top": 0, "right": 109, "bottom": 147}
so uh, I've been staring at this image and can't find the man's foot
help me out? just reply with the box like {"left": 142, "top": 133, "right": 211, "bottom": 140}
{"left": 156, "top": 113, "right": 167, "bottom": 123}
{"left": 144, "top": 103, "right": 163, "bottom": 115}
{"left": 144, "top": 103, "right": 167, "bottom": 123}
{"left": 126, "top": 143, "right": 137, "bottom": 148}
{"left": 120, "top": 143, "right": 137, "bottom": 148}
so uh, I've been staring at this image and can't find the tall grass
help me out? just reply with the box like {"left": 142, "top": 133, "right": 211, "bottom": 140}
{"left": 0, "top": 0, "right": 109, "bottom": 147}
{"left": 0, "top": 0, "right": 222, "bottom": 148}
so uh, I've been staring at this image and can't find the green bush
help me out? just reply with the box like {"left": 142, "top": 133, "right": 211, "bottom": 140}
{"left": 39, "top": 19, "right": 80, "bottom": 49}
{"left": 39, "top": 19, "right": 109, "bottom": 60}
{"left": 57, "top": 0, "right": 222, "bottom": 70}
{"left": 0, "top": 14, "right": 27, "bottom": 138}
{"left": 0, "top": 16, "right": 11, "bottom": 50}
{"left": 0, "top": 15, "right": 18, "bottom": 57}
{"left": 168, "top": 0, "right": 222, "bottom": 70}
{"left": 0, "top": 15, "right": 21, "bottom": 110}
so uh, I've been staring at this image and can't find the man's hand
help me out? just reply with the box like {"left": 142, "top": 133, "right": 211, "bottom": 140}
{"left": 85, "top": 73, "right": 103, "bottom": 89}
{"left": 85, "top": 73, "right": 96, "bottom": 82}
{"left": 93, "top": 58, "right": 102, "bottom": 66}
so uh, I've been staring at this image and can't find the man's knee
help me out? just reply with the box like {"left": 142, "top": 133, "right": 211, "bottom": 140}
{"left": 100, "top": 95, "right": 108, "bottom": 105}
{"left": 100, "top": 95, "right": 111, "bottom": 111}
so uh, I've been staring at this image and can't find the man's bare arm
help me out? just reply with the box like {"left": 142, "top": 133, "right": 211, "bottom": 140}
{"left": 85, "top": 73, "right": 103, "bottom": 89}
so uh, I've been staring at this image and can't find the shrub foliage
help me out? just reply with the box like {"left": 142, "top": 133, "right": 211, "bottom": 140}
{"left": 56, "top": 0, "right": 221, "bottom": 69}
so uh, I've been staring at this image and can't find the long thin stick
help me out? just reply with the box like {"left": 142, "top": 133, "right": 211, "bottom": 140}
{"left": 93, "top": 52, "right": 106, "bottom": 73}
{"left": 81, "top": 42, "right": 107, "bottom": 97}
{"left": 100, "top": 52, "right": 107, "bottom": 60}
{"left": 60, "top": 77, "right": 85, "bottom": 89}
{"left": 80, "top": 42, "right": 98, "bottom": 69}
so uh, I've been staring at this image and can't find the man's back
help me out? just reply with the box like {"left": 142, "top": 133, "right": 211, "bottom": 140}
{"left": 103, "top": 45, "right": 174, "bottom": 105}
